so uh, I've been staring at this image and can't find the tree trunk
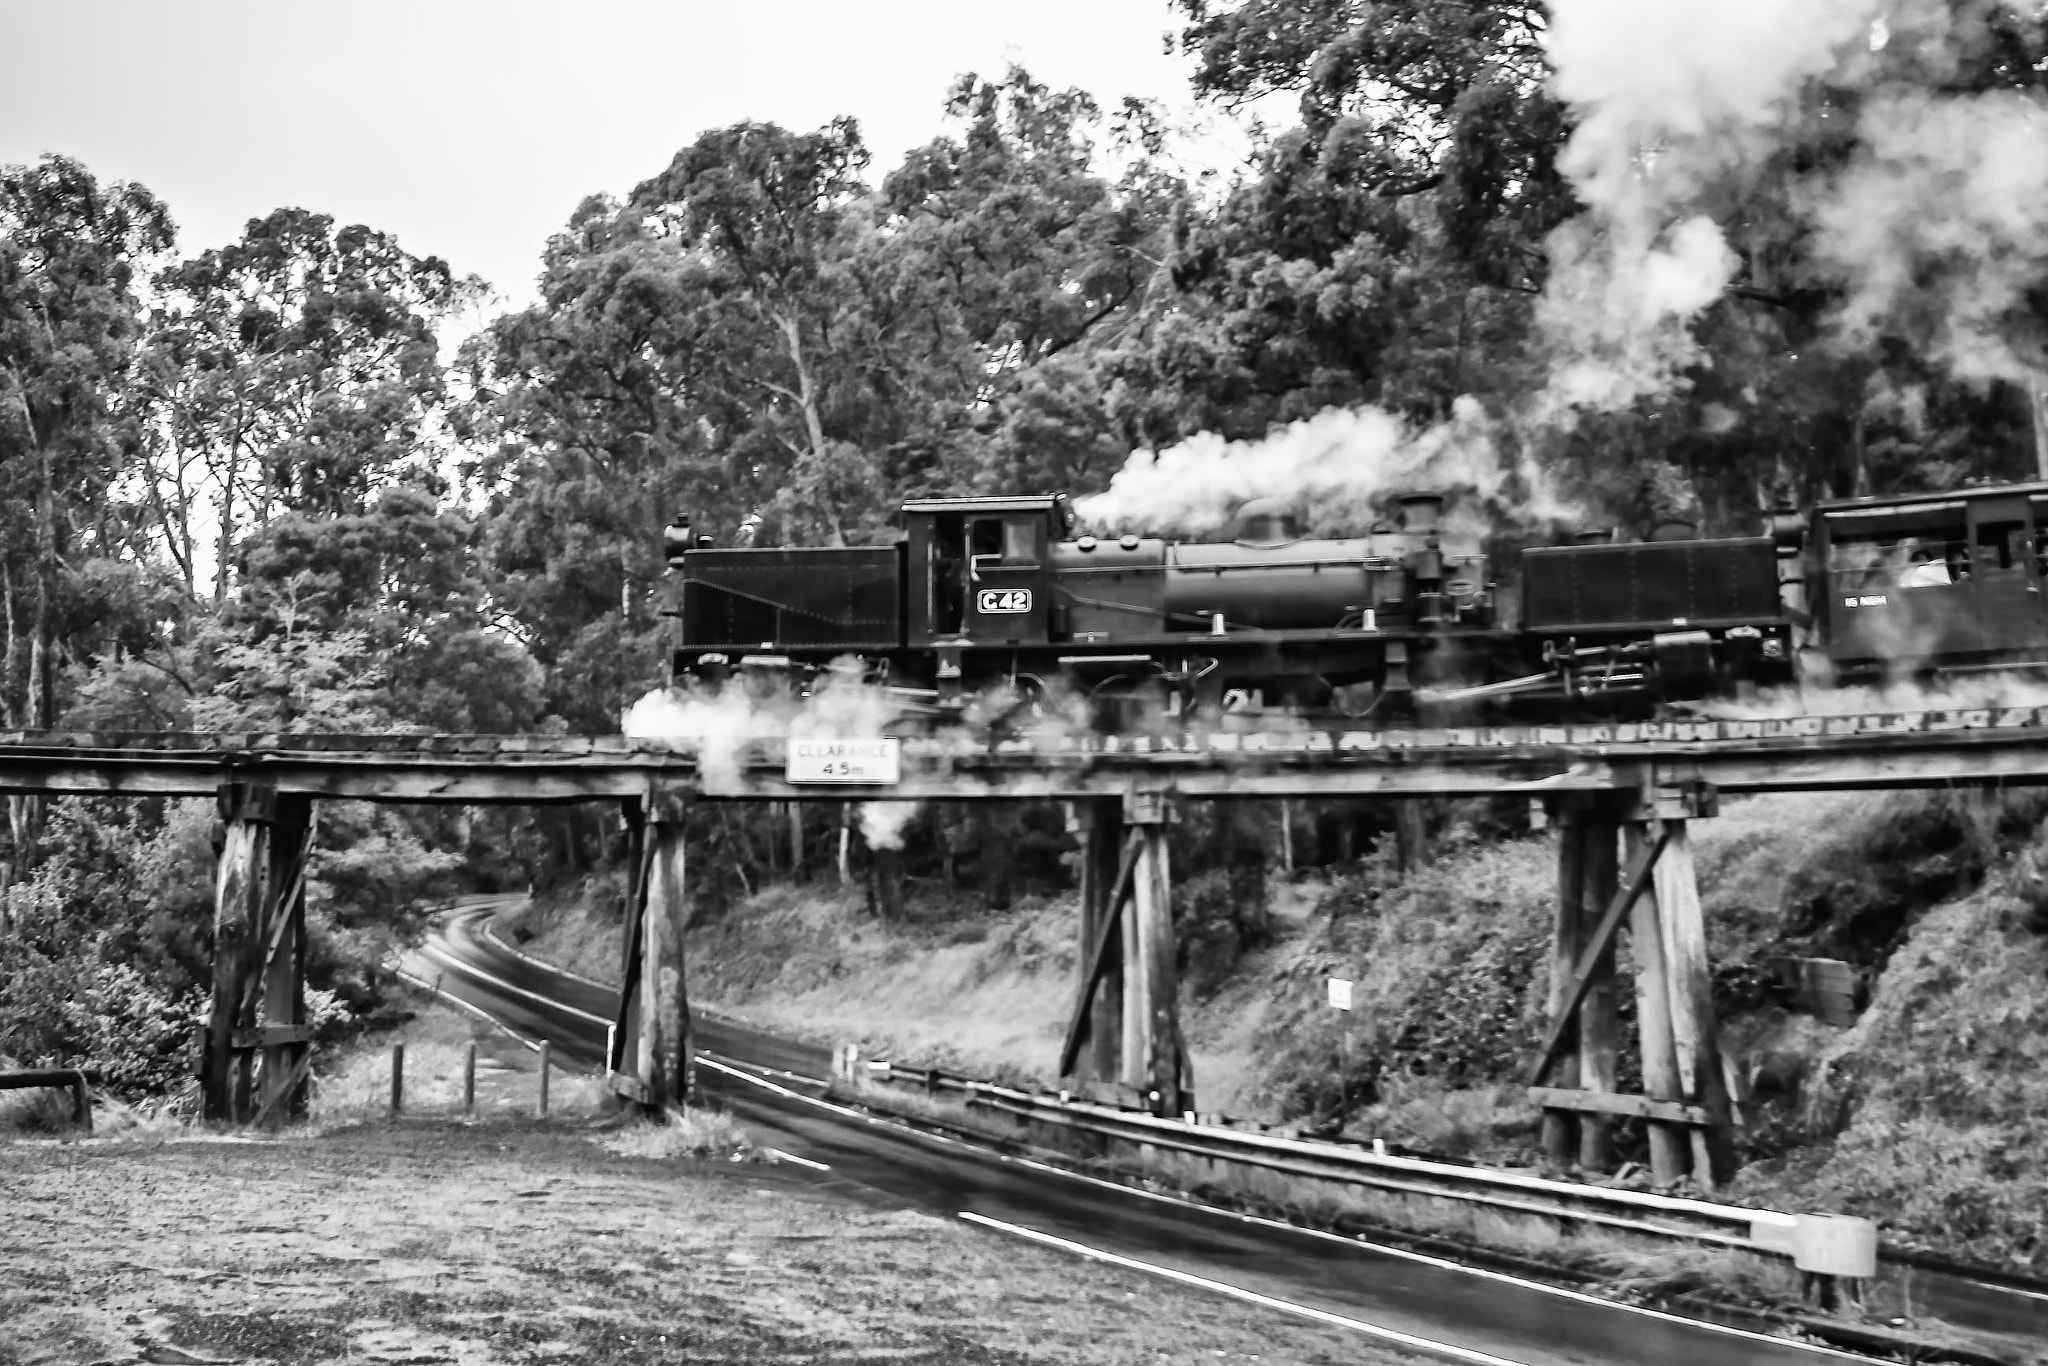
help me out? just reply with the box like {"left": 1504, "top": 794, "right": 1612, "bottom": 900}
{"left": 775, "top": 312, "right": 846, "bottom": 547}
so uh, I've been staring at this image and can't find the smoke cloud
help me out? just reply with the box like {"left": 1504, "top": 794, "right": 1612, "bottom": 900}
{"left": 1538, "top": 0, "right": 1887, "bottom": 414}
{"left": 1812, "top": 88, "right": 2048, "bottom": 383}
{"left": 1076, "top": 395, "right": 1574, "bottom": 537}
{"left": 1539, "top": 0, "right": 2048, "bottom": 411}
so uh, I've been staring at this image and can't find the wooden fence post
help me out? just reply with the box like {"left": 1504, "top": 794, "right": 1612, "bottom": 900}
{"left": 390, "top": 1043, "right": 404, "bottom": 1118}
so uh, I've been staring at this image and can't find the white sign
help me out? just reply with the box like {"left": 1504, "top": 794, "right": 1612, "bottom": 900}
{"left": 976, "top": 588, "right": 1033, "bottom": 614}
{"left": 1327, "top": 978, "right": 1354, "bottom": 1011}
{"left": 786, "top": 737, "right": 902, "bottom": 785}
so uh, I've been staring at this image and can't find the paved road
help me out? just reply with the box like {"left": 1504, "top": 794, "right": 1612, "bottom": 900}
{"left": 405, "top": 901, "right": 1882, "bottom": 1366}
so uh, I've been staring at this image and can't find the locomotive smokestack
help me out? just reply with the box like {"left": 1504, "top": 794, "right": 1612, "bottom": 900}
{"left": 663, "top": 515, "right": 693, "bottom": 566}
{"left": 1397, "top": 492, "right": 1445, "bottom": 533}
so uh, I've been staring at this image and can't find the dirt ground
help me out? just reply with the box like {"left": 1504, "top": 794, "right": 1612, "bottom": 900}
{"left": 1, "top": 1015, "right": 1418, "bottom": 1366}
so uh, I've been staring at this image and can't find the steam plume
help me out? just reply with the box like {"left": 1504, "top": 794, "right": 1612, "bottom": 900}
{"left": 1076, "top": 395, "right": 1573, "bottom": 536}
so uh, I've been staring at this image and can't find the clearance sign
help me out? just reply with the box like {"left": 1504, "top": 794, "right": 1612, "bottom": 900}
{"left": 786, "top": 737, "right": 902, "bottom": 784}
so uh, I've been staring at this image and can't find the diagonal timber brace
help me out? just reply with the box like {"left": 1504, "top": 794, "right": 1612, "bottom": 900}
{"left": 1057, "top": 828, "right": 1143, "bottom": 1078}
{"left": 1527, "top": 823, "right": 1670, "bottom": 1086}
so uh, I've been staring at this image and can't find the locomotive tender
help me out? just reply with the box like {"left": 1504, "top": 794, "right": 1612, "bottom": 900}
{"left": 660, "top": 478, "right": 2048, "bottom": 722}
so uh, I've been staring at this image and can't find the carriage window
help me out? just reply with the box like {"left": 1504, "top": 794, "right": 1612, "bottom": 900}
{"left": 1975, "top": 520, "right": 2025, "bottom": 572}
{"left": 1827, "top": 522, "right": 1967, "bottom": 591}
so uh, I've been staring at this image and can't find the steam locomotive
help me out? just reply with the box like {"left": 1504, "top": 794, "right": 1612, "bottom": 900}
{"left": 660, "top": 479, "right": 2048, "bottom": 723}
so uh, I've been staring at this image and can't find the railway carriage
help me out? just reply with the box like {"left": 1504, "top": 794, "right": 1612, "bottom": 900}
{"left": 1806, "top": 481, "right": 2048, "bottom": 684}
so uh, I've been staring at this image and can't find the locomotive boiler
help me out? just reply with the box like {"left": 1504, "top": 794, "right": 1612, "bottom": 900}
{"left": 663, "top": 489, "right": 1795, "bottom": 722}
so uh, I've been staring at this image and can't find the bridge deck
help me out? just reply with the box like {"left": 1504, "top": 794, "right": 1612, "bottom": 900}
{"left": 0, "top": 707, "right": 2042, "bottom": 802}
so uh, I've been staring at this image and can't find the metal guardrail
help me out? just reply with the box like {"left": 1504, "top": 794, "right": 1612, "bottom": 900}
{"left": 859, "top": 1059, "right": 1884, "bottom": 1278}
{"left": 0, "top": 1068, "right": 93, "bottom": 1132}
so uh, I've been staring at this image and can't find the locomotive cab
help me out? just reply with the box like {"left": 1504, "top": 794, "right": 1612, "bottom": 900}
{"left": 904, "top": 495, "right": 1069, "bottom": 647}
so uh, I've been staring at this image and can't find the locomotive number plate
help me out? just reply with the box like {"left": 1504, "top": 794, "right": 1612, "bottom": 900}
{"left": 786, "top": 737, "right": 901, "bottom": 784}
{"left": 976, "top": 588, "right": 1033, "bottom": 614}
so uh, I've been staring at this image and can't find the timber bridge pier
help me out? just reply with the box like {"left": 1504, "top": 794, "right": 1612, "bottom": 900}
{"left": 13, "top": 703, "right": 2047, "bottom": 1192}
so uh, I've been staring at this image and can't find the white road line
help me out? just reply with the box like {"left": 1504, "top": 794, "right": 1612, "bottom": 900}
{"left": 764, "top": 1147, "right": 831, "bottom": 1171}
{"left": 391, "top": 966, "right": 544, "bottom": 1054}
{"left": 409, "top": 939, "right": 613, "bottom": 1027}
{"left": 958, "top": 1212, "right": 1532, "bottom": 1366}
{"left": 697, "top": 1057, "right": 1869, "bottom": 1363}
{"left": 470, "top": 908, "right": 620, "bottom": 994}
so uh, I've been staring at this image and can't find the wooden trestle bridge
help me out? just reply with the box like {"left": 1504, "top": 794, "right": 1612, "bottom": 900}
{"left": 12, "top": 703, "right": 2048, "bottom": 1190}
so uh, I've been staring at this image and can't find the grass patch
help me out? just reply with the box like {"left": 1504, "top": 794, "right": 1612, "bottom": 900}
{"left": 593, "top": 1107, "right": 756, "bottom": 1161}
{"left": 307, "top": 995, "right": 606, "bottom": 1128}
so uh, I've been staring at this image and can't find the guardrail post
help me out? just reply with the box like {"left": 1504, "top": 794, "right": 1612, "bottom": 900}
{"left": 1122, "top": 792, "right": 1188, "bottom": 1118}
{"left": 608, "top": 787, "right": 693, "bottom": 1114}
{"left": 390, "top": 1042, "right": 404, "bottom": 1118}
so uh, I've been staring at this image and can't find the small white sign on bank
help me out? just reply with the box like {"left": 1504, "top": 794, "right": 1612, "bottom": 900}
{"left": 1327, "top": 978, "right": 1354, "bottom": 1011}
{"left": 786, "top": 737, "right": 902, "bottom": 785}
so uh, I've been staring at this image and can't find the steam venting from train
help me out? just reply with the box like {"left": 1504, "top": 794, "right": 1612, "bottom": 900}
{"left": 1539, "top": 0, "right": 2048, "bottom": 408}
{"left": 1076, "top": 396, "right": 1574, "bottom": 537}
{"left": 621, "top": 669, "right": 1092, "bottom": 846}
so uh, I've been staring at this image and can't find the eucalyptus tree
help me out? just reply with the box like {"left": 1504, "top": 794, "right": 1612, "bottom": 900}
{"left": 144, "top": 207, "right": 478, "bottom": 602}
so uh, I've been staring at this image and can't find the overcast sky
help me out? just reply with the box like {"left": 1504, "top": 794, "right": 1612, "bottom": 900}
{"left": 1, "top": 0, "right": 1251, "bottom": 309}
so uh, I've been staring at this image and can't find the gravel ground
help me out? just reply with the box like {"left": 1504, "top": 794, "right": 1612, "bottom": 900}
{"left": 0, "top": 1117, "right": 1422, "bottom": 1366}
